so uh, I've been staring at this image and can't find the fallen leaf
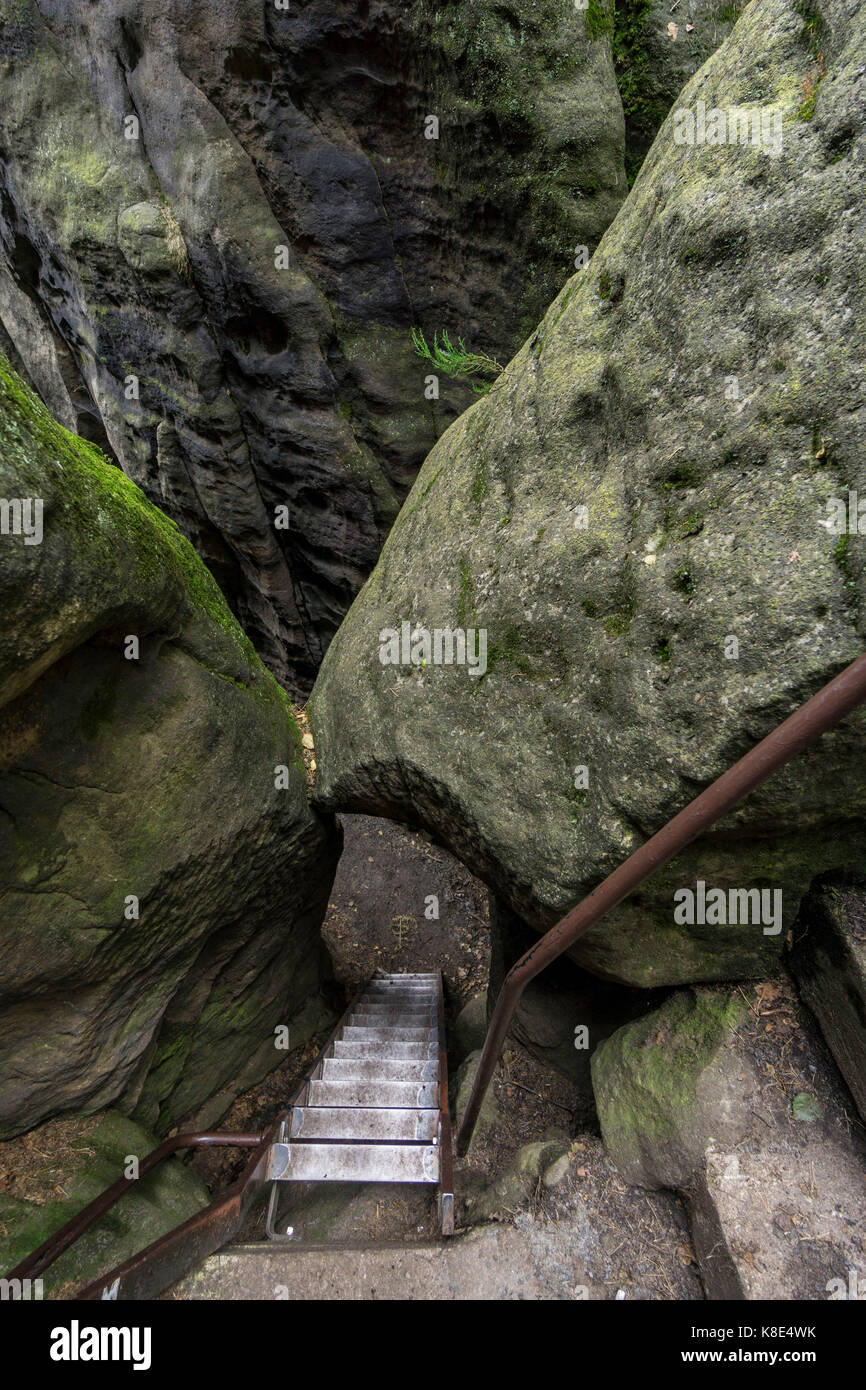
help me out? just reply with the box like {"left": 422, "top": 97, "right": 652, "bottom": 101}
{"left": 756, "top": 981, "right": 781, "bottom": 1003}
{"left": 667, "top": 20, "right": 678, "bottom": 39}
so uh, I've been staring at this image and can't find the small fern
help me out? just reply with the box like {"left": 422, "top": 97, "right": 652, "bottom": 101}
{"left": 411, "top": 327, "right": 503, "bottom": 395}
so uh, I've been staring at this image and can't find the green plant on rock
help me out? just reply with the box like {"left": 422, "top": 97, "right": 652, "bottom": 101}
{"left": 411, "top": 328, "right": 503, "bottom": 395}
{"left": 585, "top": 0, "right": 613, "bottom": 42}
{"left": 793, "top": 0, "right": 826, "bottom": 119}
{"left": 611, "top": 0, "right": 666, "bottom": 185}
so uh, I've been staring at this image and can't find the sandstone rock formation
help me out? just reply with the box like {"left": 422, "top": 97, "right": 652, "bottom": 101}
{"left": 0, "top": 0, "right": 627, "bottom": 693}
{"left": 591, "top": 979, "right": 866, "bottom": 1298}
{"left": 311, "top": 0, "right": 866, "bottom": 986}
{"left": 0, "top": 357, "right": 339, "bottom": 1139}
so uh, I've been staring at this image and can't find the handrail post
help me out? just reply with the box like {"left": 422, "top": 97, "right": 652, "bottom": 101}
{"left": 456, "top": 650, "right": 866, "bottom": 1156}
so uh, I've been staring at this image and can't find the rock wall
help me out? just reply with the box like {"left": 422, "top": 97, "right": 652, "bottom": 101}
{"left": 0, "top": 357, "right": 340, "bottom": 1138}
{"left": 0, "top": 0, "right": 627, "bottom": 694}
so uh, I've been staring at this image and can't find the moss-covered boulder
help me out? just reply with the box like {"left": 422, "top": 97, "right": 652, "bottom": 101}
{"left": 462, "top": 1137, "right": 570, "bottom": 1223}
{"left": 453, "top": 992, "right": 489, "bottom": 1063}
{"left": 453, "top": 1049, "right": 502, "bottom": 1148}
{"left": 0, "top": 0, "right": 627, "bottom": 694}
{"left": 311, "top": 0, "right": 866, "bottom": 986}
{"left": 0, "top": 359, "right": 340, "bottom": 1139}
{"left": 592, "top": 978, "right": 866, "bottom": 1296}
{"left": 590, "top": 987, "right": 750, "bottom": 1186}
{"left": 0, "top": 1111, "right": 210, "bottom": 1298}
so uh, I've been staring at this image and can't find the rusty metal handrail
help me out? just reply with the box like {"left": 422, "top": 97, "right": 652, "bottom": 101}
{"left": 456, "top": 650, "right": 866, "bottom": 1154}
{"left": 435, "top": 970, "right": 455, "bottom": 1235}
{"left": 6, "top": 1130, "right": 265, "bottom": 1285}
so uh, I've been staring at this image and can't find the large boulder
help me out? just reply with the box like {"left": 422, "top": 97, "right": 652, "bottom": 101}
{"left": 310, "top": 0, "right": 866, "bottom": 987}
{"left": 590, "top": 986, "right": 751, "bottom": 1188}
{"left": 0, "top": 358, "right": 340, "bottom": 1139}
{"left": 0, "top": 0, "right": 627, "bottom": 694}
{"left": 592, "top": 981, "right": 866, "bottom": 1299}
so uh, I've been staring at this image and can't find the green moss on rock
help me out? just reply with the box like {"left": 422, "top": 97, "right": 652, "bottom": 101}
{"left": 591, "top": 988, "right": 748, "bottom": 1186}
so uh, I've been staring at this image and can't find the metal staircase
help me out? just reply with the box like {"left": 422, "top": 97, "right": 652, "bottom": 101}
{"left": 265, "top": 972, "right": 454, "bottom": 1236}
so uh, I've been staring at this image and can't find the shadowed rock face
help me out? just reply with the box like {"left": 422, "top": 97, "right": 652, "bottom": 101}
{"left": 310, "top": 0, "right": 866, "bottom": 987}
{"left": 0, "top": 358, "right": 340, "bottom": 1139}
{"left": 0, "top": 0, "right": 626, "bottom": 695}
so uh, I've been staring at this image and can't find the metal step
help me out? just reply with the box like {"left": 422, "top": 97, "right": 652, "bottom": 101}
{"left": 350, "top": 1006, "right": 433, "bottom": 1017}
{"left": 371, "top": 973, "right": 438, "bottom": 980}
{"left": 348, "top": 1011, "right": 436, "bottom": 1027}
{"left": 270, "top": 1142, "right": 440, "bottom": 1184}
{"left": 290, "top": 1107, "right": 439, "bottom": 1142}
{"left": 332, "top": 1038, "right": 436, "bottom": 1060}
{"left": 320, "top": 1057, "right": 437, "bottom": 1083}
{"left": 361, "top": 984, "right": 436, "bottom": 995}
{"left": 339, "top": 1025, "right": 437, "bottom": 1044}
{"left": 360, "top": 997, "right": 436, "bottom": 1009}
{"left": 306, "top": 1079, "right": 439, "bottom": 1108}
{"left": 365, "top": 979, "right": 437, "bottom": 989}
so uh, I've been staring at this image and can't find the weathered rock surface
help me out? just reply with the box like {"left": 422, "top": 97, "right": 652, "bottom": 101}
{"left": 591, "top": 986, "right": 752, "bottom": 1187}
{"left": 0, "top": 1110, "right": 210, "bottom": 1297}
{"left": 592, "top": 979, "right": 866, "bottom": 1299}
{"left": 0, "top": 0, "right": 627, "bottom": 694}
{"left": 691, "top": 1134, "right": 866, "bottom": 1300}
{"left": 0, "top": 359, "right": 339, "bottom": 1138}
{"left": 311, "top": 0, "right": 866, "bottom": 986}
{"left": 453, "top": 1049, "right": 502, "bottom": 1149}
{"left": 791, "top": 876, "right": 866, "bottom": 1125}
{"left": 461, "top": 1137, "right": 570, "bottom": 1222}
{"left": 165, "top": 1223, "right": 602, "bottom": 1302}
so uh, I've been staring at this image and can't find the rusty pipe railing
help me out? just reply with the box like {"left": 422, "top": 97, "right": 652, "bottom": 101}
{"left": 456, "top": 650, "right": 866, "bottom": 1155}
{"left": 6, "top": 1130, "right": 265, "bottom": 1284}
